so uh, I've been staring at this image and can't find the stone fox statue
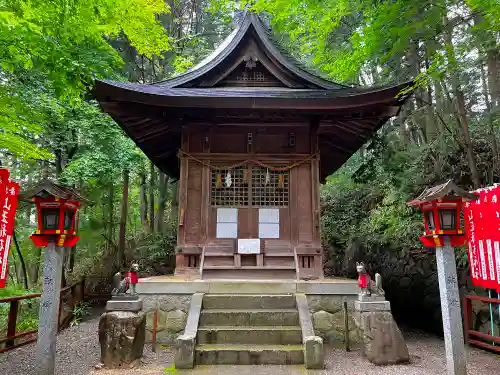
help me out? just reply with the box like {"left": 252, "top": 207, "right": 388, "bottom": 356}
{"left": 356, "top": 262, "right": 384, "bottom": 296}
{"left": 112, "top": 263, "right": 139, "bottom": 295}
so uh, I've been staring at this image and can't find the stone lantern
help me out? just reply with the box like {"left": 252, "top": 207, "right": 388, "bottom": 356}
{"left": 21, "top": 179, "right": 88, "bottom": 375}
{"left": 409, "top": 180, "right": 478, "bottom": 375}
{"left": 408, "top": 180, "right": 477, "bottom": 248}
{"left": 26, "top": 180, "right": 85, "bottom": 248}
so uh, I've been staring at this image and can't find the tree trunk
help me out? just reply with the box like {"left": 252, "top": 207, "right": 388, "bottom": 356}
{"left": 107, "top": 184, "right": 114, "bottom": 253}
{"left": 13, "top": 230, "right": 29, "bottom": 289}
{"left": 118, "top": 169, "right": 130, "bottom": 270}
{"left": 479, "top": 58, "right": 498, "bottom": 176}
{"left": 443, "top": 17, "right": 481, "bottom": 188}
{"left": 170, "top": 181, "right": 178, "bottom": 221}
{"left": 486, "top": 45, "right": 499, "bottom": 111}
{"left": 149, "top": 162, "right": 156, "bottom": 233}
{"left": 30, "top": 247, "right": 42, "bottom": 285}
{"left": 408, "top": 44, "right": 429, "bottom": 144}
{"left": 157, "top": 172, "right": 169, "bottom": 233}
{"left": 139, "top": 170, "right": 149, "bottom": 230}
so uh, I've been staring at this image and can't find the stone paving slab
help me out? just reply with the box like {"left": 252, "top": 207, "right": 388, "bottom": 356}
{"left": 1, "top": 311, "right": 500, "bottom": 375}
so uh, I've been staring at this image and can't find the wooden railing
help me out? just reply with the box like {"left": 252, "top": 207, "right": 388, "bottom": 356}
{"left": 463, "top": 295, "right": 500, "bottom": 353}
{"left": 0, "top": 279, "right": 86, "bottom": 353}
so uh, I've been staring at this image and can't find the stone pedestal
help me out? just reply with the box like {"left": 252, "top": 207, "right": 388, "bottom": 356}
{"left": 436, "top": 240, "right": 467, "bottom": 375}
{"left": 354, "top": 295, "right": 410, "bottom": 365}
{"left": 99, "top": 296, "right": 146, "bottom": 368}
{"left": 35, "top": 242, "right": 64, "bottom": 375}
{"left": 106, "top": 295, "right": 143, "bottom": 312}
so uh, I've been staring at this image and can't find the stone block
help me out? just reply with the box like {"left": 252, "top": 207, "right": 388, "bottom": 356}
{"left": 174, "top": 293, "right": 203, "bottom": 369}
{"left": 307, "top": 295, "right": 344, "bottom": 313}
{"left": 355, "top": 300, "right": 391, "bottom": 312}
{"left": 195, "top": 344, "right": 304, "bottom": 365}
{"left": 145, "top": 310, "right": 167, "bottom": 332}
{"left": 98, "top": 310, "right": 146, "bottom": 368}
{"left": 106, "top": 297, "right": 143, "bottom": 312}
{"left": 137, "top": 280, "right": 209, "bottom": 294}
{"left": 175, "top": 335, "right": 195, "bottom": 369}
{"left": 141, "top": 294, "right": 191, "bottom": 312}
{"left": 197, "top": 327, "right": 302, "bottom": 345}
{"left": 165, "top": 309, "right": 187, "bottom": 333}
{"left": 357, "top": 294, "right": 386, "bottom": 302}
{"left": 312, "top": 310, "right": 335, "bottom": 332}
{"left": 207, "top": 281, "right": 296, "bottom": 294}
{"left": 200, "top": 309, "right": 299, "bottom": 326}
{"left": 297, "top": 281, "right": 358, "bottom": 295}
{"left": 202, "top": 294, "right": 296, "bottom": 310}
{"left": 304, "top": 336, "right": 324, "bottom": 369}
{"left": 311, "top": 308, "right": 359, "bottom": 345}
{"left": 147, "top": 330, "right": 178, "bottom": 345}
{"left": 353, "top": 310, "right": 409, "bottom": 365}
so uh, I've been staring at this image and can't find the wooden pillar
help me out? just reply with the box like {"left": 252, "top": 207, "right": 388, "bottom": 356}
{"left": 177, "top": 129, "right": 190, "bottom": 270}
{"left": 6, "top": 300, "right": 19, "bottom": 348}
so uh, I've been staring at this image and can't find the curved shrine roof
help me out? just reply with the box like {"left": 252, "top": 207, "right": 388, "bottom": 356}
{"left": 95, "top": 11, "right": 413, "bottom": 181}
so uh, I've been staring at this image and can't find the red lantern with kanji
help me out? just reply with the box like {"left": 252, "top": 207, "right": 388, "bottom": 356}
{"left": 21, "top": 180, "right": 88, "bottom": 248}
{"left": 408, "top": 180, "right": 478, "bottom": 247}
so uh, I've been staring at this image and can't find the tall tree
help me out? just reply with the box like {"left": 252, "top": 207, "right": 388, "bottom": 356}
{"left": 118, "top": 169, "right": 130, "bottom": 269}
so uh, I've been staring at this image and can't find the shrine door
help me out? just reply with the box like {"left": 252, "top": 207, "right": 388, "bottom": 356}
{"left": 210, "top": 165, "right": 291, "bottom": 248}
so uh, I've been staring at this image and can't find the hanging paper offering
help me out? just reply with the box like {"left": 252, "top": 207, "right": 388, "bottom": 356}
{"left": 225, "top": 171, "right": 232, "bottom": 188}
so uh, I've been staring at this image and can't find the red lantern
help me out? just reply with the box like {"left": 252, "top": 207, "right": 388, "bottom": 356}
{"left": 21, "top": 180, "right": 88, "bottom": 248}
{"left": 409, "top": 180, "right": 478, "bottom": 247}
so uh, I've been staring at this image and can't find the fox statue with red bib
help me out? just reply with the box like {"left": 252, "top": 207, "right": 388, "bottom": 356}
{"left": 356, "top": 262, "right": 384, "bottom": 297}
{"left": 112, "top": 262, "right": 140, "bottom": 295}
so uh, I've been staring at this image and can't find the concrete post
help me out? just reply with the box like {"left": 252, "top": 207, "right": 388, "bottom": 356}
{"left": 436, "top": 238, "right": 467, "bottom": 375}
{"left": 35, "top": 241, "right": 64, "bottom": 375}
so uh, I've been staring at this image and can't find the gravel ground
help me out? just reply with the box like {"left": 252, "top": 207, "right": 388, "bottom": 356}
{"left": 1, "top": 312, "right": 500, "bottom": 375}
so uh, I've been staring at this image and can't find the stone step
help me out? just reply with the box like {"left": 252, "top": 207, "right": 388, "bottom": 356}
{"left": 202, "top": 268, "right": 296, "bottom": 280}
{"left": 199, "top": 309, "right": 299, "bottom": 326}
{"left": 203, "top": 294, "right": 296, "bottom": 310}
{"left": 197, "top": 326, "right": 302, "bottom": 345}
{"left": 203, "top": 265, "right": 296, "bottom": 270}
{"left": 195, "top": 344, "right": 304, "bottom": 365}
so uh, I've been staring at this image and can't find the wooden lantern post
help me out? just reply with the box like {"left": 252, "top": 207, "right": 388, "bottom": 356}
{"left": 21, "top": 180, "right": 88, "bottom": 375}
{"left": 409, "top": 180, "right": 478, "bottom": 375}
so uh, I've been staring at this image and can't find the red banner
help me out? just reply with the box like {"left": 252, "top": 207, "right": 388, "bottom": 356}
{"left": 0, "top": 169, "right": 20, "bottom": 288}
{"left": 464, "top": 185, "right": 500, "bottom": 290}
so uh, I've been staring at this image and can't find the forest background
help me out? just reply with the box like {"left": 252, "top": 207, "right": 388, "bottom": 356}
{"left": 0, "top": 0, "right": 499, "bottom": 335}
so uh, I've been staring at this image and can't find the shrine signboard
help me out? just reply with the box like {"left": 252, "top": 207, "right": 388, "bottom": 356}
{"left": 0, "top": 169, "right": 20, "bottom": 288}
{"left": 464, "top": 185, "right": 500, "bottom": 290}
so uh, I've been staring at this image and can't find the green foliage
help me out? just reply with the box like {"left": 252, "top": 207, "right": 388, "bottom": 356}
{"left": 70, "top": 301, "right": 91, "bottom": 327}
{"left": 0, "top": 284, "right": 40, "bottom": 335}
{"left": 163, "top": 365, "right": 177, "bottom": 375}
{"left": 0, "top": 0, "right": 171, "bottom": 160}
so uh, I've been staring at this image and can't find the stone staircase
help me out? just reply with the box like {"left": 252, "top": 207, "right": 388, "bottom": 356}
{"left": 201, "top": 240, "right": 297, "bottom": 280}
{"left": 195, "top": 294, "right": 304, "bottom": 365}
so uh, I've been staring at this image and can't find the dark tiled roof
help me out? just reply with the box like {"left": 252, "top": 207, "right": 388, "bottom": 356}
{"left": 153, "top": 12, "right": 346, "bottom": 90}
{"left": 100, "top": 80, "right": 407, "bottom": 99}
{"left": 94, "top": 12, "right": 415, "bottom": 181}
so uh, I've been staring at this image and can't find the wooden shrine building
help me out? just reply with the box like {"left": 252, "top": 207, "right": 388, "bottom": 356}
{"left": 95, "top": 12, "right": 412, "bottom": 280}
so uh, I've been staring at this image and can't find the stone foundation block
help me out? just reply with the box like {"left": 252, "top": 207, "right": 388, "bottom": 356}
{"left": 304, "top": 336, "right": 324, "bottom": 369}
{"left": 353, "top": 310, "right": 410, "bottom": 365}
{"left": 98, "top": 310, "right": 146, "bottom": 368}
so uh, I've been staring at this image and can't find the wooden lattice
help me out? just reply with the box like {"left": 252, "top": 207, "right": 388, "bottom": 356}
{"left": 211, "top": 166, "right": 289, "bottom": 207}
{"left": 237, "top": 71, "right": 266, "bottom": 82}
{"left": 217, "top": 61, "right": 285, "bottom": 87}
{"left": 211, "top": 167, "right": 249, "bottom": 207}
{"left": 251, "top": 167, "right": 289, "bottom": 207}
